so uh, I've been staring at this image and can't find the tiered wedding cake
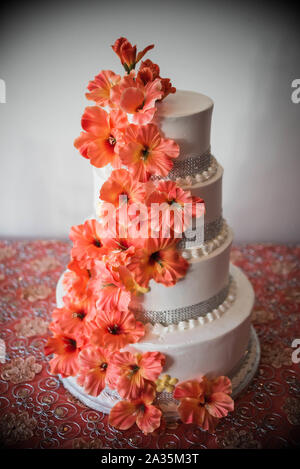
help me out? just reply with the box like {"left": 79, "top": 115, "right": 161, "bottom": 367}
{"left": 49, "top": 38, "right": 260, "bottom": 434}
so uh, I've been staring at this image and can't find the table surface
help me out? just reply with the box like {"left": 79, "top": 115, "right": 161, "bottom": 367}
{"left": 0, "top": 240, "right": 299, "bottom": 449}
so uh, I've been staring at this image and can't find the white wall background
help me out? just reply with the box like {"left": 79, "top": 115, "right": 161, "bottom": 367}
{"left": 1, "top": 0, "right": 299, "bottom": 242}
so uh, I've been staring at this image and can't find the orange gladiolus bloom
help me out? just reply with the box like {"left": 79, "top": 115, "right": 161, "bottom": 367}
{"left": 45, "top": 324, "right": 84, "bottom": 378}
{"left": 88, "top": 261, "right": 134, "bottom": 312}
{"left": 91, "top": 308, "right": 145, "bottom": 352}
{"left": 129, "top": 237, "right": 189, "bottom": 288}
{"left": 69, "top": 219, "right": 108, "bottom": 268}
{"left": 137, "top": 59, "right": 160, "bottom": 85}
{"left": 62, "top": 259, "right": 92, "bottom": 304}
{"left": 99, "top": 168, "right": 146, "bottom": 207}
{"left": 111, "top": 72, "right": 163, "bottom": 125}
{"left": 101, "top": 236, "right": 138, "bottom": 268}
{"left": 109, "top": 350, "right": 165, "bottom": 400}
{"left": 137, "top": 59, "right": 176, "bottom": 100}
{"left": 109, "top": 382, "right": 161, "bottom": 435}
{"left": 51, "top": 298, "right": 94, "bottom": 338}
{"left": 74, "top": 107, "right": 128, "bottom": 168}
{"left": 112, "top": 37, "right": 154, "bottom": 72}
{"left": 118, "top": 124, "right": 180, "bottom": 182}
{"left": 173, "top": 376, "right": 234, "bottom": 433}
{"left": 85, "top": 70, "right": 121, "bottom": 107}
{"left": 77, "top": 346, "right": 114, "bottom": 396}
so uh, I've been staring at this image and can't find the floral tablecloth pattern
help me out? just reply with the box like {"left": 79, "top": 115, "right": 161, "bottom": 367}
{"left": 0, "top": 240, "right": 299, "bottom": 449}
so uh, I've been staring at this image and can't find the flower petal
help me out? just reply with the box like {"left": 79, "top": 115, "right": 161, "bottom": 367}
{"left": 136, "top": 404, "right": 162, "bottom": 435}
{"left": 120, "top": 87, "right": 145, "bottom": 114}
{"left": 81, "top": 107, "right": 109, "bottom": 136}
{"left": 109, "top": 400, "right": 138, "bottom": 430}
{"left": 177, "top": 398, "right": 203, "bottom": 424}
{"left": 206, "top": 392, "right": 234, "bottom": 418}
{"left": 211, "top": 375, "right": 232, "bottom": 395}
{"left": 173, "top": 379, "right": 204, "bottom": 400}
{"left": 139, "top": 351, "right": 165, "bottom": 381}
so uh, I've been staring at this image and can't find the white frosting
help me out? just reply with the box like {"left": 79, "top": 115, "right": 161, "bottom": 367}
{"left": 128, "top": 264, "right": 254, "bottom": 381}
{"left": 131, "top": 229, "right": 233, "bottom": 313}
{"left": 155, "top": 90, "right": 214, "bottom": 159}
{"left": 187, "top": 163, "right": 223, "bottom": 225}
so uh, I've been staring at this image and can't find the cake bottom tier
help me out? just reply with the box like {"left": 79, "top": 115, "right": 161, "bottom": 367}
{"left": 56, "top": 265, "right": 260, "bottom": 419}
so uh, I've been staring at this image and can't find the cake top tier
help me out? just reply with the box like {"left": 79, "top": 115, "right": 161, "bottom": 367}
{"left": 154, "top": 90, "right": 214, "bottom": 161}
{"left": 157, "top": 90, "right": 214, "bottom": 118}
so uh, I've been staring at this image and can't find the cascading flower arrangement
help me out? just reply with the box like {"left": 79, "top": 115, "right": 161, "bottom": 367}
{"left": 45, "top": 37, "right": 234, "bottom": 434}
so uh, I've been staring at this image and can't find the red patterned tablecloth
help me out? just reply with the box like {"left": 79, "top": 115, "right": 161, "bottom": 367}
{"left": 0, "top": 240, "right": 299, "bottom": 449}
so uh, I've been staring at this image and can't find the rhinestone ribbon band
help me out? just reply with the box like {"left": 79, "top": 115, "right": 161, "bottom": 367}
{"left": 133, "top": 277, "right": 231, "bottom": 326}
{"left": 151, "top": 148, "right": 211, "bottom": 181}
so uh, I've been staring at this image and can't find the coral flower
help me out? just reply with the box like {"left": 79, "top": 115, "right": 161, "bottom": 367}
{"left": 91, "top": 308, "right": 145, "bottom": 352}
{"left": 111, "top": 72, "right": 163, "bottom": 125}
{"left": 69, "top": 219, "right": 108, "bottom": 268}
{"left": 147, "top": 180, "right": 205, "bottom": 235}
{"left": 109, "top": 350, "right": 165, "bottom": 400}
{"left": 112, "top": 37, "right": 154, "bottom": 72}
{"left": 129, "top": 237, "right": 189, "bottom": 287}
{"left": 109, "top": 381, "right": 161, "bottom": 435}
{"left": 173, "top": 376, "right": 234, "bottom": 433}
{"left": 51, "top": 298, "right": 94, "bottom": 338}
{"left": 62, "top": 259, "right": 92, "bottom": 303}
{"left": 101, "top": 236, "right": 137, "bottom": 267}
{"left": 99, "top": 168, "right": 146, "bottom": 207}
{"left": 88, "top": 261, "right": 134, "bottom": 312}
{"left": 137, "top": 59, "right": 176, "bottom": 100}
{"left": 120, "top": 79, "right": 162, "bottom": 125}
{"left": 137, "top": 59, "right": 160, "bottom": 85}
{"left": 77, "top": 346, "right": 114, "bottom": 396}
{"left": 85, "top": 70, "right": 121, "bottom": 107}
{"left": 45, "top": 325, "right": 84, "bottom": 377}
{"left": 119, "top": 124, "right": 179, "bottom": 182}
{"left": 74, "top": 107, "right": 128, "bottom": 168}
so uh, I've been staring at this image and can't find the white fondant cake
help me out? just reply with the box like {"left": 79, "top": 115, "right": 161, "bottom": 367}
{"left": 154, "top": 90, "right": 213, "bottom": 159}
{"left": 58, "top": 89, "right": 258, "bottom": 416}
